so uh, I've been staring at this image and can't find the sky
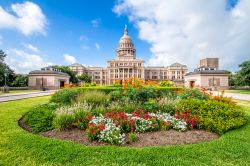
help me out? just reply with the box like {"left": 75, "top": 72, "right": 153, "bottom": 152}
{"left": 0, "top": 0, "right": 249, "bottom": 74}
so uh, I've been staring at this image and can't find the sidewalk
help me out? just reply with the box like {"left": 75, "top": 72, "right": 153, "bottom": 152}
{"left": 211, "top": 91, "right": 250, "bottom": 101}
{"left": 0, "top": 90, "right": 56, "bottom": 102}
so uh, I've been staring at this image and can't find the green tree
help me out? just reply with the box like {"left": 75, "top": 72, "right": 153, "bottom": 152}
{"left": 0, "top": 50, "right": 15, "bottom": 87}
{"left": 11, "top": 74, "right": 28, "bottom": 87}
{"left": 238, "top": 60, "right": 250, "bottom": 86}
{"left": 77, "top": 73, "right": 92, "bottom": 83}
{"left": 52, "top": 65, "right": 78, "bottom": 84}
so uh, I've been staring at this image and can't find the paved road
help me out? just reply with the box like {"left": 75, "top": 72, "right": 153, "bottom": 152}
{"left": 0, "top": 90, "right": 56, "bottom": 102}
{"left": 212, "top": 91, "right": 250, "bottom": 101}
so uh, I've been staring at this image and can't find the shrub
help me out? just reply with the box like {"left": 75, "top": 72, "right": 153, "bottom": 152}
{"left": 53, "top": 105, "right": 80, "bottom": 130}
{"left": 176, "top": 99, "right": 247, "bottom": 134}
{"left": 128, "top": 133, "right": 137, "bottom": 142}
{"left": 91, "top": 82, "right": 97, "bottom": 86}
{"left": 50, "top": 88, "right": 79, "bottom": 105}
{"left": 109, "top": 90, "right": 123, "bottom": 101}
{"left": 76, "top": 112, "right": 93, "bottom": 130}
{"left": 25, "top": 103, "right": 56, "bottom": 132}
{"left": 53, "top": 113, "right": 75, "bottom": 130}
{"left": 175, "top": 111, "right": 200, "bottom": 129}
{"left": 179, "top": 88, "right": 209, "bottom": 100}
{"left": 92, "top": 105, "right": 109, "bottom": 115}
{"left": 99, "top": 122, "right": 125, "bottom": 145}
{"left": 125, "top": 86, "right": 157, "bottom": 102}
{"left": 76, "top": 90, "right": 110, "bottom": 106}
{"left": 160, "top": 80, "right": 174, "bottom": 87}
{"left": 77, "top": 86, "right": 117, "bottom": 94}
{"left": 86, "top": 123, "right": 104, "bottom": 141}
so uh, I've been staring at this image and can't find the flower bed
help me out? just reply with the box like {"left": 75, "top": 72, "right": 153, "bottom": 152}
{"left": 80, "top": 109, "right": 199, "bottom": 145}
{"left": 23, "top": 78, "right": 248, "bottom": 146}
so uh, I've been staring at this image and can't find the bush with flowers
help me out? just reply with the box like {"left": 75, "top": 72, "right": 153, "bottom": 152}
{"left": 82, "top": 109, "right": 196, "bottom": 145}
{"left": 24, "top": 77, "right": 248, "bottom": 146}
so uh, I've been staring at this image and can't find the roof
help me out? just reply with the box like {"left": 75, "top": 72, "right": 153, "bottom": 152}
{"left": 170, "top": 62, "right": 187, "bottom": 67}
{"left": 69, "top": 63, "right": 84, "bottom": 67}
{"left": 28, "top": 70, "right": 70, "bottom": 76}
{"left": 186, "top": 70, "right": 229, "bottom": 76}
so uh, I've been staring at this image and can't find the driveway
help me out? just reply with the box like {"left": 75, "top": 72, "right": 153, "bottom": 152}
{"left": 211, "top": 91, "right": 250, "bottom": 101}
{"left": 0, "top": 90, "right": 56, "bottom": 102}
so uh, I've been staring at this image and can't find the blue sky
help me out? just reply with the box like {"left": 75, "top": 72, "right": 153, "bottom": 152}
{"left": 0, "top": 0, "right": 151, "bottom": 73}
{"left": 0, "top": 0, "right": 249, "bottom": 74}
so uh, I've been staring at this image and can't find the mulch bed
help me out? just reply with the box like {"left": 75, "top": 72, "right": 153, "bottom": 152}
{"left": 19, "top": 117, "right": 219, "bottom": 147}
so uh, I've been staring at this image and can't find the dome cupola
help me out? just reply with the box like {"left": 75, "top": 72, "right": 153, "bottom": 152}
{"left": 116, "top": 25, "right": 136, "bottom": 59}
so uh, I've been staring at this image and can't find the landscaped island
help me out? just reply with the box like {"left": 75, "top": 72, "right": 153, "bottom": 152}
{"left": 21, "top": 79, "right": 247, "bottom": 146}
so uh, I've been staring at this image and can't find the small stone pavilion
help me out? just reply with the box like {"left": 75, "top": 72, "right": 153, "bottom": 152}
{"left": 185, "top": 58, "right": 229, "bottom": 90}
{"left": 28, "top": 67, "right": 70, "bottom": 90}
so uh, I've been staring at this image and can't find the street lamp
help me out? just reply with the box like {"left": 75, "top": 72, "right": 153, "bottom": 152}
{"left": 3, "top": 70, "right": 9, "bottom": 93}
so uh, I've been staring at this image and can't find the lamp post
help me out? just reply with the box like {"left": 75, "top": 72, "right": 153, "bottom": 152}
{"left": 3, "top": 70, "right": 9, "bottom": 93}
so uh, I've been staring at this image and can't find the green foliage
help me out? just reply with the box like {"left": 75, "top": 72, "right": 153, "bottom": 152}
{"left": 76, "top": 112, "right": 93, "bottom": 130}
{"left": 1, "top": 97, "right": 250, "bottom": 165}
{"left": 160, "top": 80, "right": 174, "bottom": 87}
{"left": 109, "top": 89, "right": 123, "bottom": 101}
{"left": 24, "top": 103, "right": 56, "bottom": 132}
{"left": 78, "top": 86, "right": 117, "bottom": 94}
{"left": 125, "top": 86, "right": 157, "bottom": 102}
{"left": 77, "top": 73, "right": 92, "bottom": 83}
{"left": 238, "top": 60, "right": 250, "bottom": 86}
{"left": 179, "top": 88, "right": 209, "bottom": 100}
{"left": 76, "top": 90, "right": 110, "bottom": 106}
{"left": 53, "top": 113, "right": 75, "bottom": 130}
{"left": 52, "top": 65, "right": 78, "bottom": 83}
{"left": 11, "top": 74, "right": 28, "bottom": 87}
{"left": 176, "top": 98, "right": 247, "bottom": 135}
{"left": 91, "top": 82, "right": 96, "bottom": 86}
{"left": 128, "top": 133, "right": 137, "bottom": 142}
{"left": 92, "top": 105, "right": 109, "bottom": 115}
{"left": 50, "top": 88, "right": 79, "bottom": 105}
{"left": 0, "top": 50, "right": 16, "bottom": 87}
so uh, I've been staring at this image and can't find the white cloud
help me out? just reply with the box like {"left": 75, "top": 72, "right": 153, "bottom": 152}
{"left": 79, "top": 35, "right": 88, "bottom": 41}
{"left": 91, "top": 18, "right": 101, "bottom": 28}
{"left": 5, "top": 49, "right": 52, "bottom": 74}
{"left": 95, "top": 43, "right": 100, "bottom": 50}
{"left": 113, "top": 0, "right": 250, "bottom": 71}
{"left": 0, "top": 1, "right": 47, "bottom": 36}
{"left": 81, "top": 45, "right": 89, "bottom": 50}
{"left": 23, "top": 43, "right": 39, "bottom": 52}
{"left": 63, "top": 54, "right": 76, "bottom": 64}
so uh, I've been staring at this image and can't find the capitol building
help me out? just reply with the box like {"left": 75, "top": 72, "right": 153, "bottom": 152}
{"left": 69, "top": 26, "right": 188, "bottom": 85}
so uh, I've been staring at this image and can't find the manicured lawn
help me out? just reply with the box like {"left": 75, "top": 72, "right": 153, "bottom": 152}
{"left": 0, "top": 90, "right": 40, "bottom": 95}
{"left": 224, "top": 90, "right": 250, "bottom": 94}
{"left": 0, "top": 97, "right": 249, "bottom": 165}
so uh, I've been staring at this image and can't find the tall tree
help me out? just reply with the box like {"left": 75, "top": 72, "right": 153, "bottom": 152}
{"left": 0, "top": 50, "right": 15, "bottom": 86}
{"left": 11, "top": 74, "right": 28, "bottom": 87}
{"left": 52, "top": 65, "right": 78, "bottom": 83}
{"left": 238, "top": 60, "right": 250, "bottom": 86}
{"left": 77, "top": 73, "right": 92, "bottom": 83}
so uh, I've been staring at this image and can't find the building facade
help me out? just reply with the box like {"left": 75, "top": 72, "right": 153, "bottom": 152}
{"left": 200, "top": 58, "right": 219, "bottom": 69}
{"left": 70, "top": 26, "right": 188, "bottom": 85}
{"left": 185, "top": 59, "right": 229, "bottom": 90}
{"left": 28, "top": 67, "right": 70, "bottom": 90}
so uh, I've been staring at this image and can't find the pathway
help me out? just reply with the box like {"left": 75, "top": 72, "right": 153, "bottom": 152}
{"left": 212, "top": 91, "right": 250, "bottom": 101}
{"left": 0, "top": 90, "right": 56, "bottom": 102}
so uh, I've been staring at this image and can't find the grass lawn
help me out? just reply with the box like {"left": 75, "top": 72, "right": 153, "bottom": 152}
{"left": 0, "top": 90, "right": 40, "bottom": 95}
{"left": 0, "top": 97, "right": 249, "bottom": 166}
{"left": 224, "top": 90, "right": 250, "bottom": 94}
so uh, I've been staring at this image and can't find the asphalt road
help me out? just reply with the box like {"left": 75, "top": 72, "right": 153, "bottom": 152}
{"left": 0, "top": 90, "right": 56, "bottom": 102}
